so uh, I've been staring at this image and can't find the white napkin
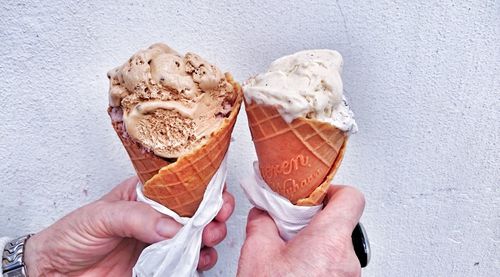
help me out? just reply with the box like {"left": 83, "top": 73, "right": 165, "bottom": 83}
{"left": 240, "top": 162, "right": 323, "bottom": 241}
{"left": 133, "top": 156, "right": 227, "bottom": 277}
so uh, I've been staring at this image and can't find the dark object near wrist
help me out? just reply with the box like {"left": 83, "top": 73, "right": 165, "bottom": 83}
{"left": 352, "top": 223, "right": 370, "bottom": 268}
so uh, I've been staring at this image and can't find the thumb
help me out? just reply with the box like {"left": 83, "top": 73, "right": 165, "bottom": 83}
{"left": 92, "top": 200, "right": 182, "bottom": 244}
{"left": 244, "top": 208, "right": 284, "bottom": 250}
{"left": 311, "top": 185, "right": 365, "bottom": 238}
{"left": 238, "top": 209, "right": 285, "bottom": 277}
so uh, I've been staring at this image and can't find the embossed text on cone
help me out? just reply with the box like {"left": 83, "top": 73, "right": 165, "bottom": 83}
{"left": 245, "top": 101, "right": 347, "bottom": 205}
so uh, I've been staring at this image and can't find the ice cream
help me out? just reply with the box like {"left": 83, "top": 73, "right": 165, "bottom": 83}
{"left": 244, "top": 49, "right": 357, "bottom": 133}
{"left": 243, "top": 49, "right": 355, "bottom": 205}
{"left": 107, "top": 43, "right": 242, "bottom": 216}
{"left": 108, "top": 43, "right": 236, "bottom": 158}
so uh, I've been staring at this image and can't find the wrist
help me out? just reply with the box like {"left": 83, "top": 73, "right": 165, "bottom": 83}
{"left": 23, "top": 233, "right": 53, "bottom": 276}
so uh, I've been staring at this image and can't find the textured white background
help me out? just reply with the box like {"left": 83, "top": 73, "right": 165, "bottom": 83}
{"left": 0, "top": 1, "right": 499, "bottom": 276}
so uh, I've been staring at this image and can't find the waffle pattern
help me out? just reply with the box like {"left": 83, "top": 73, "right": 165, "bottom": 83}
{"left": 109, "top": 74, "right": 242, "bottom": 217}
{"left": 144, "top": 114, "right": 236, "bottom": 216}
{"left": 245, "top": 101, "right": 347, "bottom": 205}
{"left": 109, "top": 114, "right": 170, "bottom": 184}
{"left": 297, "top": 139, "right": 347, "bottom": 206}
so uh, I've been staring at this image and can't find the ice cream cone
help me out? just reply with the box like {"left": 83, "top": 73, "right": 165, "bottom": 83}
{"left": 245, "top": 101, "right": 347, "bottom": 206}
{"left": 110, "top": 74, "right": 242, "bottom": 217}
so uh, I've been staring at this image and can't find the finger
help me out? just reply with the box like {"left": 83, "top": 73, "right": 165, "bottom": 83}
{"left": 308, "top": 185, "right": 365, "bottom": 238}
{"left": 202, "top": 221, "right": 227, "bottom": 247}
{"left": 101, "top": 176, "right": 139, "bottom": 201}
{"left": 215, "top": 191, "right": 235, "bottom": 223}
{"left": 93, "top": 200, "right": 182, "bottom": 244}
{"left": 197, "top": 247, "right": 218, "bottom": 271}
{"left": 245, "top": 208, "right": 284, "bottom": 249}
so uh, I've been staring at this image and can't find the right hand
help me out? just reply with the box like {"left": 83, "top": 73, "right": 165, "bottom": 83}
{"left": 237, "top": 185, "right": 365, "bottom": 277}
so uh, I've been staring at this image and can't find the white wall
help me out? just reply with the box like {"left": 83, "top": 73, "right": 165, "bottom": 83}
{"left": 0, "top": 1, "right": 498, "bottom": 276}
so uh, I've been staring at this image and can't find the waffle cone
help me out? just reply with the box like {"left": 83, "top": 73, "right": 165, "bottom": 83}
{"left": 110, "top": 73, "right": 243, "bottom": 217}
{"left": 245, "top": 101, "right": 348, "bottom": 206}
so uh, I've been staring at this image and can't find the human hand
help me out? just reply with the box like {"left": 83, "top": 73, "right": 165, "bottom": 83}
{"left": 237, "top": 185, "right": 365, "bottom": 277}
{"left": 24, "top": 176, "right": 235, "bottom": 276}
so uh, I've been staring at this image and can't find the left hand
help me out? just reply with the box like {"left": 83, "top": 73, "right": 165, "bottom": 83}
{"left": 23, "top": 176, "right": 235, "bottom": 276}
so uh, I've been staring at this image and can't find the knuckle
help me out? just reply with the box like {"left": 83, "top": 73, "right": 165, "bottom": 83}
{"left": 203, "top": 248, "right": 218, "bottom": 270}
{"left": 344, "top": 186, "right": 366, "bottom": 208}
{"left": 354, "top": 191, "right": 366, "bottom": 210}
{"left": 321, "top": 245, "right": 361, "bottom": 276}
{"left": 84, "top": 201, "right": 114, "bottom": 234}
{"left": 220, "top": 200, "right": 235, "bottom": 220}
{"left": 245, "top": 210, "right": 264, "bottom": 234}
{"left": 352, "top": 264, "right": 362, "bottom": 276}
{"left": 343, "top": 256, "right": 362, "bottom": 277}
{"left": 320, "top": 235, "right": 352, "bottom": 261}
{"left": 89, "top": 200, "right": 111, "bottom": 220}
{"left": 245, "top": 220, "right": 258, "bottom": 235}
{"left": 210, "top": 223, "right": 226, "bottom": 245}
{"left": 219, "top": 223, "right": 227, "bottom": 238}
{"left": 224, "top": 190, "right": 235, "bottom": 203}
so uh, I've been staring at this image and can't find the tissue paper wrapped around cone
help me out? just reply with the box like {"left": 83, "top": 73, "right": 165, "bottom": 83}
{"left": 107, "top": 43, "right": 242, "bottom": 217}
{"left": 245, "top": 101, "right": 347, "bottom": 205}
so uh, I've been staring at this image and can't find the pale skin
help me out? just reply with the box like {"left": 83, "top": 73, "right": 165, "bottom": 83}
{"left": 237, "top": 186, "right": 365, "bottom": 277}
{"left": 21, "top": 178, "right": 364, "bottom": 276}
{"left": 23, "top": 176, "right": 235, "bottom": 276}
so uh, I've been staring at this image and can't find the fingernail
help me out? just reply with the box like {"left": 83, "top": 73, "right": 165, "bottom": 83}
{"left": 156, "top": 218, "right": 180, "bottom": 238}
{"left": 210, "top": 230, "right": 221, "bottom": 244}
{"left": 221, "top": 203, "right": 229, "bottom": 215}
{"left": 201, "top": 251, "right": 210, "bottom": 267}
